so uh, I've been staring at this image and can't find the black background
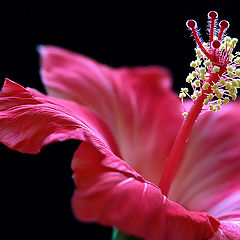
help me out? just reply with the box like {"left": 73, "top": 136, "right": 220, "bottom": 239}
{"left": 1, "top": 1, "right": 240, "bottom": 240}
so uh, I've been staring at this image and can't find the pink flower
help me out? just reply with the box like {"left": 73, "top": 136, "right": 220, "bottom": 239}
{"left": 1, "top": 12, "right": 240, "bottom": 240}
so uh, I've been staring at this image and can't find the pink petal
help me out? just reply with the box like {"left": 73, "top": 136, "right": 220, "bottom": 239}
{"left": 168, "top": 103, "right": 240, "bottom": 239}
{"left": 39, "top": 45, "right": 183, "bottom": 184}
{"left": 0, "top": 79, "right": 117, "bottom": 154}
{"left": 71, "top": 141, "right": 219, "bottom": 240}
{"left": 210, "top": 221, "right": 240, "bottom": 239}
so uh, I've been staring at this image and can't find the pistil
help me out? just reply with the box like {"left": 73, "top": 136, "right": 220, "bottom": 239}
{"left": 159, "top": 11, "right": 239, "bottom": 196}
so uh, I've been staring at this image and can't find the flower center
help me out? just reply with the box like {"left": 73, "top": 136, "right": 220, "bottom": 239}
{"left": 159, "top": 11, "right": 239, "bottom": 196}
{"left": 180, "top": 11, "right": 240, "bottom": 116}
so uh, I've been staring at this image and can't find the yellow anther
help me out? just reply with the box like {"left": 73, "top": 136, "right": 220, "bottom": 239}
{"left": 195, "top": 48, "right": 202, "bottom": 58}
{"left": 202, "top": 82, "right": 210, "bottom": 90}
{"left": 235, "top": 57, "right": 240, "bottom": 63}
{"left": 200, "top": 67, "right": 206, "bottom": 74}
{"left": 236, "top": 52, "right": 240, "bottom": 55}
{"left": 193, "top": 80, "right": 200, "bottom": 88}
{"left": 209, "top": 104, "right": 214, "bottom": 111}
{"left": 182, "top": 112, "right": 188, "bottom": 117}
{"left": 220, "top": 44, "right": 226, "bottom": 50}
{"left": 196, "top": 59, "right": 201, "bottom": 66}
{"left": 228, "top": 72, "right": 235, "bottom": 78}
{"left": 192, "top": 71, "right": 198, "bottom": 77}
{"left": 227, "top": 41, "right": 232, "bottom": 48}
{"left": 229, "top": 87, "right": 237, "bottom": 94}
{"left": 216, "top": 92, "right": 223, "bottom": 99}
{"left": 236, "top": 69, "right": 240, "bottom": 76}
{"left": 186, "top": 74, "right": 194, "bottom": 83}
{"left": 190, "top": 61, "right": 197, "bottom": 67}
{"left": 203, "top": 99, "right": 209, "bottom": 105}
{"left": 200, "top": 73, "right": 206, "bottom": 81}
{"left": 232, "top": 93, "right": 237, "bottom": 100}
{"left": 213, "top": 66, "right": 220, "bottom": 73}
{"left": 191, "top": 94, "right": 197, "bottom": 100}
{"left": 227, "top": 66, "right": 234, "bottom": 72}
{"left": 204, "top": 59, "right": 212, "bottom": 67}
{"left": 223, "top": 97, "right": 230, "bottom": 104}
{"left": 211, "top": 84, "right": 218, "bottom": 89}
{"left": 179, "top": 92, "right": 186, "bottom": 99}
{"left": 224, "top": 36, "right": 231, "bottom": 42}
{"left": 213, "top": 88, "right": 219, "bottom": 94}
{"left": 219, "top": 79, "right": 226, "bottom": 85}
{"left": 217, "top": 99, "right": 222, "bottom": 104}
{"left": 231, "top": 38, "right": 238, "bottom": 47}
{"left": 181, "top": 88, "right": 188, "bottom": 93}
{"left": 225, "top": 82, "right": 232, "bottom": 90}
{"left": 232, "top": 38, "right": 238, "bottom": 43}
{"left": 232, "top": 79, "right": 238, "bottom": 87}
{"left": 195, "top": 90, "right": 202, "bottom": 96}
{"left": 216, "top": 104, "right": 221, "bottom": 110}
{"left": 207, "top": 93, "right": 214, "bottom": 100}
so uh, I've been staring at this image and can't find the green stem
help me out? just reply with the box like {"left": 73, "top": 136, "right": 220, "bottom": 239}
{"left": 112, "top": 228, "right": 143, "bottom": 240}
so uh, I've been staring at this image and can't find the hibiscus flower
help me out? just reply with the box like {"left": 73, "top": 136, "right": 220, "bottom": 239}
{"left": 1, "top": 11, "right": 240, "bottom": 240}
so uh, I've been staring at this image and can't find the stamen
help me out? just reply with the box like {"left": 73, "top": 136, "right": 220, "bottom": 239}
{"left": 186, "top": 20, "right": 211, "bottom": 59}
{"left": 183, "top": 12, "right": 239, "bottom": 113}
{"left": 218, "top": 20, "right": 230, "bottom": 40}
{"left": 208, "top": 11, "right": 218, "bottom": 44}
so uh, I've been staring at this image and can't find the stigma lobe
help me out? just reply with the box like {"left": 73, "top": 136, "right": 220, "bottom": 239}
{"left": 212, "top": 40, "right": 221, "bottom": 49}
{"left": 186, "top": 11, "right": 230, "bottom": 63}
{"left": 186, "top": 20, "right": 197, "bottom": 29}
{"left": 208, "top": 11, "right": 218, "bottom": 19}
{"left": 218, "top": 20, "right": 230, "bottom": 40}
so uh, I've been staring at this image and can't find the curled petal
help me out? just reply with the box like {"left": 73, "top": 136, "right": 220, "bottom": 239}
{"left": 71, "top": 141, "right": 219, "bottom": 240}
{"left": 0, "top": 79, "right": 116, "bottom": 154}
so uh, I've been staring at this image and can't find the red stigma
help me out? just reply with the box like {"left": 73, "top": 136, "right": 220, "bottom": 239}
{"left": 218, "top": 20, "right": 230, "bottom": 40}
{"left": 208, "top": 11, "right": 218, "bottom": 19}
{"left": 186, "top": 20, "right": 196, "bottom": 29}
{"left": 220, "top": 20, "right": 229, "bottom": 29}
{"left": 208, "top": 11, "right": 218, "bottom": 44}
{"left": 186, "top": 11, "right": 230, "bottom": 63}
{"left": 212, "top": 40, "right": 221, "bottom": 49}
